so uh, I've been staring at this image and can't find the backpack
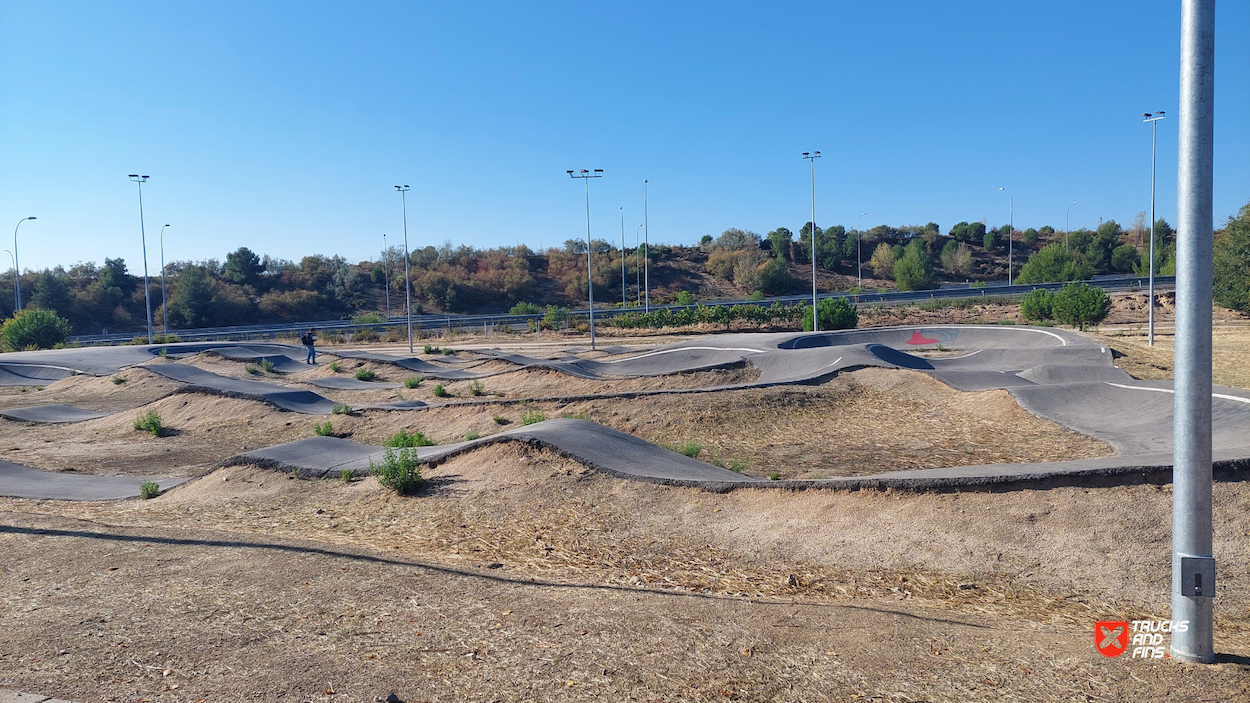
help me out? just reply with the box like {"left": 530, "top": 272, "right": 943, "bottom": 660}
{"left": 300, "top": 332, "right": 311, "bottom": 346}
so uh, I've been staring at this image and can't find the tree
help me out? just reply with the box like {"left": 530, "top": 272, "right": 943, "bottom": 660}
{"left": 766, "top": 227, "right": 793, "bottom": 261}
{"left": 166, "top": 265, "right": 216, "bottom": 328}
{"left": 30, "top": 272, "right": 74, "bottom": 316}
{"left": 757, "top": 255, "right": 791, "bottom": 294}
{"left": 1022, "top": 228, "right": 1039, "bottom": 246}
{"left": 700, "top": 234, "right": 713, "bottom": 246}
{"left": 713, "top": 228, "right": 760, "bottom": 251}
{"left": 1051, "top": 282, "right": 1111, "bottom": 330}
{"left": 939, "top": 241, "right": 973, "bottom": 276}
{"left": 1111, "top": 244, "right": 1141, "bottom": 273}
{"left": 868, "top": 242, "right": 895, "bottom": 278}
{"left": 1020, "top": 289, "right": 1054, "bottom": 322}
{"left": 99, "top": 257, "right": 134, "bottom": 296}
{"left": 1, "top": 308, "right": 71, "bottom": 350}
{"left": 223, "top": 247, "right": 265, "bottom": 286}
{"left": 983, "top": 229, "right": 999, "bottom": 251}
{"left": 1016, "top": 243, "right": 1091, "bottom": 284}
{"left": 1214, "top": 202, "right": 1250, "bottom": 312}
{"left": 893, "top": 240, "right": 937, "bottom": 291}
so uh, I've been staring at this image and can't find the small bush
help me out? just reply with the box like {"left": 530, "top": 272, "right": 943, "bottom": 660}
{"left": 245, "top": 364, "right": 262, "bottom": 375}
{"left": 464, "top": 429, "right": 480, "bottom": 440}
{"left": 260, "top": 358, "right": 275, "bottom": 373}
{"left": 441, "top": 348, "right": 455, "bottom": 356}
{"left": 468, "top": 379, "right": 485, "bottom": 396}
{"left": 1020, "top": 289, "right": 1055, "bottom": 322}
{"left": 354, "top": 368, "right": 377, "bottom": 381}
{"left": 0, "top": 308, "right": 72, "bottom": 351}
{"left": 675, "top": 290, "right": 695, "bottom": 306}
{"left": 520, "top": 408, "right": 546, "bottom": 425}
{"left": 353, "top": 312, "right": 386, "bottom": 325}
{"left": 802, "top": 297, "right": 859, "bottom": 332}
{"left": 423, "top": 344, "right": 437, "bottom": 354}
{"left": 404, "top": 376, "right": 422, "bottom": 389}
{"left": 1051, "top": 282, "right": 1111, "bottom": 330}
{"left": 747, "top": 290, "right": 765, "bottom": 301}
{"left": 492, "top": 414, "right": 510, "bottom": 425}
{"left": 133, "top": 409, "right": 163, "bottom": 437}
{"left": 561, "top": 411, "right": 588, "bottom": 420}
{"left": 110, "top": 376, "right": 125, "bottom": 385}
{"left": 432, "top": 384, "right": 449, "bottom": 397}
{"left": 672, "top": 441, "right": 702, "bottom": 458}
{"left": 385, "top": 428, "right": 434, "bottom": 448}
{"left": 332, "top": 403, "right": 353, "bottom": 415}
{"left": 139, "top": 482, "right": 161, "bottom": 499}
{"left": 313, "top": 421, "right": 334, "bottom": 437}
{"left": 509, "top": 301, "right": 542, "bottom": 315}
{"left": 339, "top": 468, "right": 353, "bottom": 483}
{"left": 328, "top": 360, "right": 341, "bottom": 373}
{"left": 369, "top": 447, "right": 424, "bottom": 495}
{"left": 768, "top": 472, "right": 780, "bottom": 481}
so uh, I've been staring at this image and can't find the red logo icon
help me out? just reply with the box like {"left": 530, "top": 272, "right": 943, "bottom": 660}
{"left": 1095, "top": 621, "right": 1129, "bottom": 657}
{"left": 907, "top": 331, "right": 940, "bottom": 345}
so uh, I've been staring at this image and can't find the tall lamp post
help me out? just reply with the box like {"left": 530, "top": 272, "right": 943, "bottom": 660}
{"left": 382, "top": 233, "right": 391, "bottom": 319}
{"left": 567, "top": 169, "right": 603, "bottom": 350}
{"left": 394, "top": 185, "right": 414, "bottom": 354}
{"left": 1143, "top": 111, "right": 1166, "bottom": 347}
{"left": 635, "top": 224, "right": 643, "bottom": 305}
{"left": 128, "top": 175, "right": 155, "bottom": 344}
{"left": 802, "top": 151, "right": 822, "bottom": 330}
{"left": 12, "top": 216, "right": 35, "bottom": 311}
{"left": 1065, "top": 201, "right": 1079, "bottom": 250}
{"left": 620, "top": 207, "right": 626, "bottom": 306}
{"left": 998, "top": 187, "right": 1014, "bottom": 285}
{"left": 159, "top": 224, "right": 170, "bottom": 334}
{"left": 855, "top": 212, "right": 867, "bottom": 289}
{"left": 643, "top": 180, "right": 650, "bottom": 312}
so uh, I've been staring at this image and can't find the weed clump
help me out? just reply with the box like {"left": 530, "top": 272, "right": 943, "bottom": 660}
{"left": 432, "top": 383, "right": 449, "bottom": 398}
{"left": 328, "top": 360, "right": 341, "bottom": 373}
{"left": 385, "top": 428, "right": 434, "bottom": 448}
{"left": 260, "top": 358, "right": 275, "bottom": 373}
{"left": 468, "top": 379, "right": 485, "bottom": 396}
{"left": 339, "top": 468, "right": 353, "bottom": 483}
{"left": 133, "top": 409, "right": 164, "bottom": 437}
{"left": 110, "top": 376, "right": 125, "bottom": 385}
{"left": 139, "top": 482, "right": 160, "bottom": 499}
{"left": 332, "top": 403, "right": 353, "bottom": 415}
{"left": 245, "top": 364, "right": 262, "bottom": 375}
{"left": 404, "top": 376, "right": 422, "bottom": 389}
{"left": 464, "top": 429, "right": 480, "bottom": 441}
{"left": 492, "top": 414, "right": 510, "bottom": 425}
{"left": 561, "top": 411, "right": 588, "bottom": 420}
{"left": 520, "top": 408, "right": 546, "bottom": 425}
{"left": 313, "top": 421, "right": 335, "bottom": 437}
{"left": 354, "top": 368, "right": 377, "bottom": 381}
{"left": 369, "top": 447, "right": 424, "bottom": 495}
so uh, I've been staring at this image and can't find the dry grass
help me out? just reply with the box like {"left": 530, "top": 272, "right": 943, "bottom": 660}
{"left": 1086, "top": 324, "right": 1250, "bottom": 390}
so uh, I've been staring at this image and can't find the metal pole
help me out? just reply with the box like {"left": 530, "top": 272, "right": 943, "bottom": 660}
{"left": 1171, "top": 0, "right": 1215, "bottom": 665}
{"left": 643, "top": 179, "right": 649, "bottom": 313}
{"left": 999, "top": 188, "right": 1014, "bottom": 285}
{"left": 636, "top": 224, "right": 642, "bottom": 305}
{"left": 620, "top": 207, "right": 626, "bottom": 306}
{"left": 1066, "top": 201, "right": 1078, "bottom": 250}
{"left": 585, "top": 178, "right": 595, "bottom": 350}
{"left": 856, "top": 212, "right": 866, "bottom": 289}
{"left": 1144, "top": 112, "right": 1166, "bottom": 346}
{"left": 3, "top": 249, "right": 14, "bottom": 313}
{"left": 396, "top": 185, "right": 413, "bottom": 354}
{"left": 383, "top": 233, "right": 391, "bottom": 319}
{"left": 803, "top": 152, "right": 821, "bottom": 331}
{"left": 159, "top": 224, "right": 169, "bottom": 334}
{"left": 13, "top": 217, "right": 34, "bottom": 310}
{"left": 130, "top": 176, "right": 154, "bottom": 345}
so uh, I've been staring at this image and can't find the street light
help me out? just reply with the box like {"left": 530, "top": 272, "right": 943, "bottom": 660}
{"left": 568, "top": 169, "right": 603, "bottom": 351}
{"left": 802, "top": 151, "right": 822, "bottom": 331}
{"left": 1065, "top": 201, "right": 1079, "bottom": 250}
{"left": 620, "top": 207, "right": 626, "bottom": 306}
{"left": 128, "top": 175, "right": 155, "bottom": 344}
{"left": 382, "top": 233, "right": 391, "bottom": 320}
{"left": 159, "top": 224, "right": 170, "bottom": 334}
{"left": 856, "top": 212, "right": 867, "bottom": 289}
{"left": 636, "top": 224, "right": 643, "bottom": 305}
{"left": 394, "top": 185, "right": 414, "bottom": 354}
{"left": 998, "top": 187, "right": 1014, "bottom": 285}
{"left": 12, "top": 216, "right": 35, "bottom": 311}
{"left": 1143, "top": 111, "right": 1166, "bottom": 347}
{"left": 643, "top": 179, "right": 650, "bottom": 313}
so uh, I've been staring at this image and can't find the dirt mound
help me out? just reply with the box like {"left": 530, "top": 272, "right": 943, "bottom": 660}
{"left": 0, "top": 366, "right": 184, "bottom": 413}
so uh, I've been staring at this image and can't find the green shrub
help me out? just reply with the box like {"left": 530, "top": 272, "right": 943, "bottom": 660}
{"left": 561, "top": 411, "right": 588, "bottom": 420}
{"left": 712, "top": 456, "right": 748, "bottom": 473}
{"left": 520, "top": 407, "right": 546, "bottom": 425}
{"left": 339, "top": 468, "right": 353, "bottom": 483}
{"left": 675, "top": 291, "right": 695, "bottom": 306}
{"left": 1214, "top": 203, "right": 1250, "bottom": 313}
{"left": 492, "top": 414, "right": 510, "bottom": 425}
{"left": 441, "top": 348, "right": 454, "bottom": 356}
{"left": 354, "top": 368, "right": 377, "bottom": 381}
{"left": 432, "top": 384, "right": 449, "bottom": 397}
{"left": 1051, "top": 282, "right": 1111, "bottom": 330}
{"left": 260, "top": 358, "right": 275, "bottom": 373}
{"left": 385, "top": 428, "right": 434, "bottom": 448}
{"left": 111, "top": 376, "right": 125, "bottom": 385}
{"left": 747, "top": 290, "right": 765, "bottom": 301}
{"left": 802, "top": 297, "right": 859, "bottom": 332}
{"left": 768, "top": 472, "right": 780, "bottom": 481}
{"left": 369, "top": 447, "right": 424, "bottom": 495}
{"left": 133, "top": 409, "right": 163, "bottom": 437}
{"left": 139, "top": 482, "right": 160, "bottom": 499}
{"left": 468, "top": 379, "right": 485, "bottom": 396}
{"left": 671, "top": 441, "right": 702, "bottom": 458}
{"left": 245, "top": 364, "right": 261, "bottom": 375}
{"left": 404, "top": 376, "right": 422, "bottom": 388}
{"left": 313, "top": 421, "right": 334, "bottom": 437}
{"left": 332, "top": 403, "right": 353, "bottom": 415}
{"left": 423, "top": 344, "right": 437, "bottom": 354}
{"left": 541, "top": 305, "right": 570, "bottom": 330}
{"left": 464, "top": 429, "right": 480, "bottom": 440}
{"left": 509, "top": 301, "right": 542, "bottom": 315}
{"left": 1, "top": 309, "right": 71, "bottom": 351}
{"left": 329, "top": 360, "right": 341, "bottom": 373}
{"left": 353, "top": 312, "right": 386, "bottom": 325}
{"left": 1020, "top": 289, "right": 1055, "bottom": 322}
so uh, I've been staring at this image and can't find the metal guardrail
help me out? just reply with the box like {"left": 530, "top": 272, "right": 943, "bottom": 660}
{"left": 67, "top": 275, "right": 1175, "bottom": 346}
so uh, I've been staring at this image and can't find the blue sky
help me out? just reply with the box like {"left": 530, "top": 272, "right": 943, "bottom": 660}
{"left": 1, "top": 1, "right": 1247, "bottom": 272}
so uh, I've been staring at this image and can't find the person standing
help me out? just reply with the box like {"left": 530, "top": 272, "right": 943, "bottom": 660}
{"left": 301, "top": 328, "right": 318, "bottom": 364}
